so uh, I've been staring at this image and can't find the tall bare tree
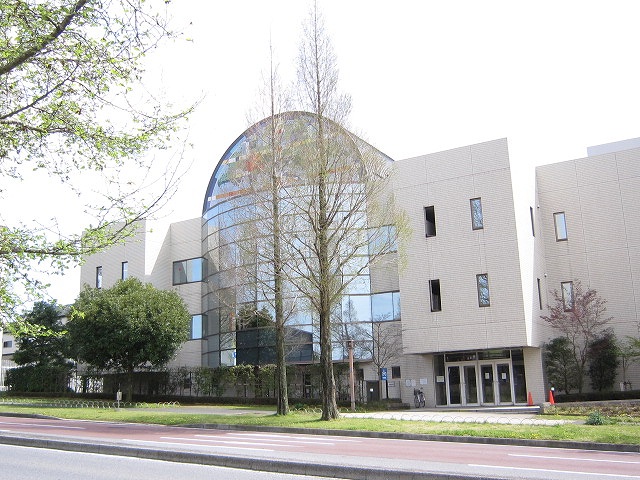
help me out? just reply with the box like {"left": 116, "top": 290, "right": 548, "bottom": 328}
{"left": 238, "top": 43, "right": 295, "bottom": 415}
{"left": 541, "top": 279, "right": 613, "bottom": 393}
{"left": 292, "top": 4, "right": 404, "bottom": 420}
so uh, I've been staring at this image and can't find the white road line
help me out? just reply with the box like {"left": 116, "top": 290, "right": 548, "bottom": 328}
{"left": 161, "top": 436, "right": 301, "bottom": 448}
{"left": 0, "top": 421, "right": 85, "bottom": 430}
{"left": 123, "top": 438, "right": 272, "bottom": 452}
{"left": 226, "top": 432, "right": 360, "bottom": 442}
{"left": 509, "top": 453, "right": 640, "bottom": 464}
{"left": 199, "top": 434, "right": 335, "bottom": 445}
{"left": 469, "top": 464, "right": 640, "bottom": 479}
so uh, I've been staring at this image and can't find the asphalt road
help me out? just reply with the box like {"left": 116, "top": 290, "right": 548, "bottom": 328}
{"left": 1, "top": 415, "right": 639, "bottom": 480}
{"left": 1, "top": 443, "right": 347, "bottom": 480}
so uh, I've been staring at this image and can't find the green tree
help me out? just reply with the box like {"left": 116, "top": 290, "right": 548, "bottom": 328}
{"left": 543, "top": 336, "right": 579, "bottom": 394}
{"left": 541, "top": 280, "right": 612, "bottom": 393}
{"left": 13, "top": 301, "right": 70, "bottom": 369}
{"left": 1, "top": 0, "right": 193, "bottom": 326}
{"left": 588, "top": 331, "right": 620, "bottom": 392}
{"left": 67, "top": 278, "right": 189, "bottom": 401}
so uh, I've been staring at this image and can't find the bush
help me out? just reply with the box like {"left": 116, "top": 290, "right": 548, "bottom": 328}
{"left": 585, "top": 411, "right": 610, "bottom": 425}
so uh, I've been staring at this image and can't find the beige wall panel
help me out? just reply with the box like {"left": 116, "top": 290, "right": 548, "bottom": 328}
{"left": 616, "top": 148, "right": 640, "bottom": 179}
{"left": 424, "top": 146, "right": 473, "bottom": 184}
{"left": 575, "top": 153, "right": 618, "bottom": 186}
{"left": 620, "top": 179, "right": 640, "bottom": 248}
{"left": 470, "top": 138, "right": 509, "bottom": 174}
{"left": 535, "top": 161, "right": 577, "bottom": 193}
{"left": 392, "top": 156, "right": 427, "bottom": 189}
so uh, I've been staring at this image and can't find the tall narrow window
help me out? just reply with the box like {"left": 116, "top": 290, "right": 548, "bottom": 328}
{"left": 429, "top": 279, "right": 441, "bottom": 312}
{"left": 561, "top": 281, "right": 574, "bottom": 311}
{"left": 554, "top": 212, "right": 568, "bottom": 241}
{"left": 476, "top": 274, "right": 490, "bottom": 307}
{"left": 424, "top": 206, "right": 436, "bottom": 237}
{"left": 96, "top": 266, "right": 103, "bottom": 289}
{"left": 190, "top": 314, "right": 203, "bottom": 340}
{"left": 537, "top": 278, "right": 543, "bottom": 309}
{"left": 121, "top": 261, "right": 128, "bottom": 280}
{"left": 530, "top": 207, "right": 535, "bottom": 237}
{"left": 470, "top": 198, "right": 483, "bottom": 230}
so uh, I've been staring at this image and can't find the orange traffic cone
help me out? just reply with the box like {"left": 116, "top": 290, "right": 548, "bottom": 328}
{"left": 548, "top": 389, "right": 555, "bottom": 405}
{"left": 527, "top": 391, "right": 533, "bottom": 406}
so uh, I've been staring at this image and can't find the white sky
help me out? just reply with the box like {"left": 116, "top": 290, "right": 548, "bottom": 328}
{"left": 32, "top": 0, "right": 640, "bottom": 305}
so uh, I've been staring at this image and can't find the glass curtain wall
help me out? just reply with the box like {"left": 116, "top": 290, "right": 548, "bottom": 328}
{"left": 200, "top": 112, "right": 398, "bottom": 367}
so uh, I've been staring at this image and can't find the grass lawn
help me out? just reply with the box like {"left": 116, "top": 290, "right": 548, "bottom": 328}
{"left": 1, "top": 399, "right": 639, "bottom": 446}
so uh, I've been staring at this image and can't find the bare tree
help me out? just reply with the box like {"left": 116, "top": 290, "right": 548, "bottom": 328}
{"left": 291, "top": 4, "right": 405, "bottom": 420}
{"left": 541, "top": 279, "right": 613, "bottom": 393}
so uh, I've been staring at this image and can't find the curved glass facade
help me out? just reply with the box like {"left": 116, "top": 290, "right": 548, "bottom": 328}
{"left": 201, "top": 111, "right": 399, "bottom": 367}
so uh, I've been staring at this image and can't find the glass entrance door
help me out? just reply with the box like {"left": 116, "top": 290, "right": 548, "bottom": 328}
{"left": 447, "top": 364, "right": 479, "bottom": 406}
{"left": 464, "top": 365, "right": 478, "bottom": 404}
{"left": 480, "top": 362, "right": 514, "bottom": 405}
{"left": 480, "top": 364, "right": 494, "bottom": 404}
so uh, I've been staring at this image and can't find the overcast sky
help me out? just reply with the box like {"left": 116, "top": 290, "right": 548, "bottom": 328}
{"left": 36, "top": 0, "right": 640, "bottom": 305}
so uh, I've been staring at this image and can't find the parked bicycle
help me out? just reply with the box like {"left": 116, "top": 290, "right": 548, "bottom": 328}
{"left": 414, "top": 388, "right": 425, "bottom": 408}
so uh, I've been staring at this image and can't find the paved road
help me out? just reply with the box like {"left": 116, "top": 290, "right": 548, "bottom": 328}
{"left": 1, "top": 443, "right": 346, "bottom": 480}
{"left": 1, "top": 416, "right": 639, "bottom": 480}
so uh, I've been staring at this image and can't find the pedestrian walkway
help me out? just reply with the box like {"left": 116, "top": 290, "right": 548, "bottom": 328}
{"left": 143, "top": 404, "right": 575, "bottom": 426}
{"left": 341, "top": 408, "right": 574, "bottom": 425}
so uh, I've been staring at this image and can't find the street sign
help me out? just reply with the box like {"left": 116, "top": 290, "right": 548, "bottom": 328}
{"left": 380, "top": 367, "right": 387, "bottom": 381}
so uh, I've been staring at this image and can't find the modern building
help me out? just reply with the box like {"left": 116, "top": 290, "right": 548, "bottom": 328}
{"left": 76, "top": 112, "right": 640, "bottom": 407}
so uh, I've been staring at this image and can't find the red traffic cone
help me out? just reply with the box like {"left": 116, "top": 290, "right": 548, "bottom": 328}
{"left": 527, "top": 391, "right": 533, "bottom": 406}
{"left": 548, "top": 389, "right": 555, "bottom": 405}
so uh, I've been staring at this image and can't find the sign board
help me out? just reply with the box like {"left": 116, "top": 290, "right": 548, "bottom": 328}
{"left": 380, "top": 367, "right": 388, "bottom": 381}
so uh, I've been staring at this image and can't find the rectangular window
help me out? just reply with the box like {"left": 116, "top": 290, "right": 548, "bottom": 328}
{"left": 470, "top": 198, "right": 483, "bottom": 230}
{"left": 554, "top": 212, "right": 568, "bottom": 241}
{"left": 3, "top": 340, "right": 12, "bottom": 348}
{"left": 190, "top": 314, "right": 203, "bottom": 340}
{"left": 96, "top": 266, "right": 103, "bottom": 289}
{"left": 429, "top": 279, "right": 441, "bottom": 312}
{"left": 530, "top": 207, "right": 535, "bottom": 237}
{"left": 121, "top": 261, "right": 128, "bottom": 280}
{"left": 391, "top": 366, "right": 401, "bottom": 379}
{"left": 424, "top": 206, "right": 436, "bottom": 237}
{"left": 173, "top": 258, "right": 204, "bottom": 285}
{"left": 477, "top": 274, "right": 490, "bottom": 307}
{"left": 537, "top": 278, "right": 543, "bottom": 309}
{"left": 561, "top": 281, "right": 574, "bottom": 311}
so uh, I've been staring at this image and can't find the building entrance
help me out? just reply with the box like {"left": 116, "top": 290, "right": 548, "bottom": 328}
{"left": 445, "top": 360, "right": 514, "bottom": 406}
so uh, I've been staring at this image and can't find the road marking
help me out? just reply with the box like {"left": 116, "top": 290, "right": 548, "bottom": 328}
{"left": 161, "top": 436, "right": 300, "bottom": 448}
{"left": 226, "top": 432, "right": 360, "bottom": 443}
{"left": 509, "top": 454, "right": 640, "bottom": 464}
{"left": 470, "top": 464, "right": 640, "bottom": 479}
{"left": 123, "top": 438, "right": 272, "bottom": 452}
{"left": 0, "top": 421, "right": 85, "bottom": 430}
{"left": 207, "top": 434, "right": 337, "bottom": 445}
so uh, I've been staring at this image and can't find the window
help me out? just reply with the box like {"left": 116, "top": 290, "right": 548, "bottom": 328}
{"left": 530, "top": 207, "right": 535, "bottom": 236}
{"left": 121, "top": 261, "right": 128, "bottom": 280}
{"left": 3, "top": 340, "right": 12, "bottom": 348}
{"left": 173, "top": 258, "right": 204, "bottom": 285}
{"left": 424, "top": 206, "right": 436, "bottom": 237}
{"left": 470, "top": 198, "right": 483, "bottom": 230}
{"left": 554, "top": 212, "right": 567, "bottom": 241}
{"left": 190, "top": 314, "right": 203, "bottom": 340}
{"left": 476, "top": 274, "right": 490, "bottom": 307}
{"left": 391, "top": 366, "right": 401, "bottom": 379}
{"left": 96, "top": 266, "right": 103, "bottom": 289}
{"left": 429, "top": 279, "right": 441, "bottom": 312}
{"left": 537, "top": 278, "right": 543, "bottom": 309}
{"left": 561, "top": 281, "right": 574, "bottom": 311}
